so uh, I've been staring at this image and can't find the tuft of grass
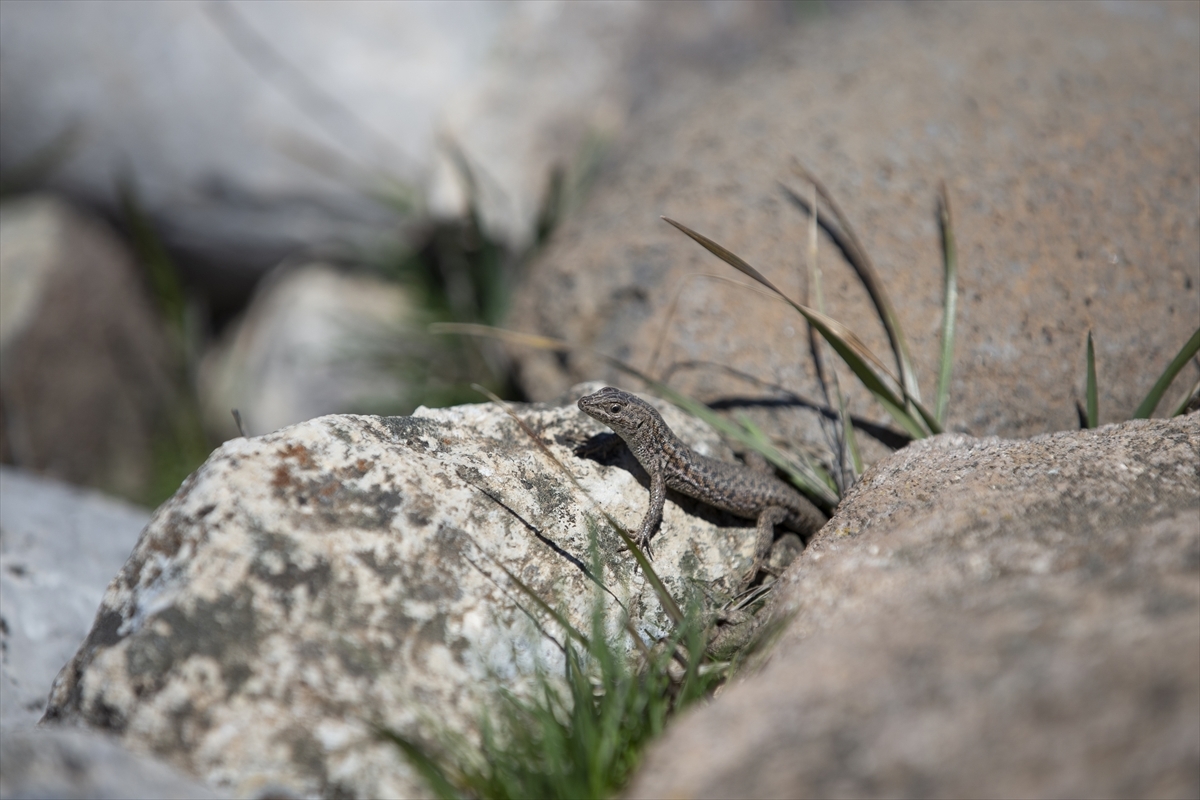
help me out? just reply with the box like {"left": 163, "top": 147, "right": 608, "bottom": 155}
{"left": 436, "top": 166, "right": 1194, "bottom": 511}
{"left": 432, "top": 168, "right": 964, "bottom": 511}
{"left": 659, "top": 213, "right": 943, "bottom": 441}
{"left": 1078, "top": 326, "right": 1199, "bottom": 428}
{"left": 427, "top": 159, "right": 960, "bottom": 510}
{"left": 417, "top": 166, "right": 1199, "bottom": 800}
{"left": 386, "top": 521, "right": 724, "bottom": 800}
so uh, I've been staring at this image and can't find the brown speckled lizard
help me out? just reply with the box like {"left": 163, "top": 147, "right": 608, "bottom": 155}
{"left": 578, "top": 386, "right": 827, "bottom": 587}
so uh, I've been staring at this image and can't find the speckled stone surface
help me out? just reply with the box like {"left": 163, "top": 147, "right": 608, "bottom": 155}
{"left": 627, "top": 415, "right": 1200, "bottom": 799}
{"left": 39, "top": 385, "right": 771, "bottom": 799}
{"left": 509, "top": 1, "right": 1200, "bottom": 465}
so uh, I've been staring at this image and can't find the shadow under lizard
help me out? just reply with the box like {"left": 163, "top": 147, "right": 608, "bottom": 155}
{"left": 578, "top": 386, "right": 827, "bottom": 587}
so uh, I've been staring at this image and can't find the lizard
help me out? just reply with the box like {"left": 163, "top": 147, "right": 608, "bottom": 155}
{"left": 577, "top": 386, "right": 827, "bottom": 588}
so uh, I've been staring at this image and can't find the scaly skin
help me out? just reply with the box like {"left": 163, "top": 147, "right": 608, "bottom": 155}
{"left": 578, "top": 386, "right": 827, "bottom": 587}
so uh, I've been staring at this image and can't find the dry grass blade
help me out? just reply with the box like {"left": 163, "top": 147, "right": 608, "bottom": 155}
{"left": 790, "top": 161, "right": 923, "bottom": 407}
{"left": 660, "top": 217, "right": 898, "bottom": 381}
{"left": 1132, "top": 326, "right": 1200, "bottom": 419}
{"left": 935, "top": 181, "right": 958, "bottom": 426}
{"left": 660, "top": 216, "right": 933, "bottom": 439}
{"left": 661, "top": 217, "right": 786, "bottom": 295}
{"left": 803, "top": 183, "right": 844, "bottom": 485}
{"left": 431, "top": 322, "right": 572, "bottom": 353}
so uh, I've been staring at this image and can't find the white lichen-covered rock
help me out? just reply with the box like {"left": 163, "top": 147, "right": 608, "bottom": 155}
{"left": 42, "top": 384, "right": 765, "bottom": 799}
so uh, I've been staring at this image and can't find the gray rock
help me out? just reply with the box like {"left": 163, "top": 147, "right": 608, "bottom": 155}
{"left": 508, "top": 0, "right": 1200, "bottom": 452}
{"left": 626, "top": 415, "right": 1200, "bottom": 799}
{"left": 42, "top": 386, "right": 765, "bottom": 798}
{"left": 0, "top": 195, "right": 181, "bottom": 502}
{"left": 0, "top": 467, "right": 150, "bottom": 726}
{"left": 0, "top": 724, "right": 226, "bottom": 800}
{"left": 197, "top": 263, "right": 412, "bottom": 441}
{"left": 0, "top": 1, "right": 792, "bottom": 273}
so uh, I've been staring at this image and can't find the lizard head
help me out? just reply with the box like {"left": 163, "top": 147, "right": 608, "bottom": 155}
{"left": 577, "top": 386, "right": 659, "bottom": 439}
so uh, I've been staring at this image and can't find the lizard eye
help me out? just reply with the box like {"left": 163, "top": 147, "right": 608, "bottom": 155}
{"left": 609, "top": 403, "right": 622, "bottom": 414}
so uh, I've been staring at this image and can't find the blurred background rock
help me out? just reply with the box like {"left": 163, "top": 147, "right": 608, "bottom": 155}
{"left": 0, "top": 0, "right": 797, "bottom": 506}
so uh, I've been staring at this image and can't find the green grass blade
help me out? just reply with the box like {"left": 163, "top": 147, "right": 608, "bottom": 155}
{"left": 493, "top": 560, "right": 592, "bottom": 648}
{"left": 911, "top": 396, "right": 945, "bottom": 436}
{"left": 1085, "top": 331, "right": 1099, "bottom": 428}
{"left": 376, "top": 728, "right": 463, "bottom": 800}
{"left": 935, "top": 182, "right": 958, "bottom": 426}
{"left": 838, "top": 392, "right": 863, "bottom": 478}
{"left": 608, "top": 522, "right": 684, "bottom": 626}
{"left": 660, "top": 216, "right": 932, "bottom": 439}
{"left": 1132, "top": 327, "right": 1200, "bottom": 419}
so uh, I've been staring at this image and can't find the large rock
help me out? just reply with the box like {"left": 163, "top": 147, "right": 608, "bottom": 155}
{"left": 509, "top": 1, "right": 1200, "bottom": 452}
{"left": 0, "top": 724, "right": 226, "bottom": 800}
{"left": 0, "top": 467, "right": 150, "bottom": 726}
{"left": 0, "top": 0, "right": 792, "bottom": 284}
{"left": 627, "top": 415, "right": 1200, "bottom": 798}
{"left": 0, "top": 469, "right": 220, "bottom": 799}
{"left": 0, "top": 195, "right": 183, "bottom": 503}
{"left": 41, "top": 385, "right": 767, "bottom": 799}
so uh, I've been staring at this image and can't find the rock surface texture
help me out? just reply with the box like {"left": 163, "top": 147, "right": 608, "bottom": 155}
{"left": 0, "top": 724, "right": 227, "bottom": 800}
{"left": 0, "top": 0, "right": 791, "bottom": 274}
{"left": 0, "top": 467, "right": 151, "bottom": 726}
{"left": 509, "top": 1, "right": 1200, "bottom": 452}
{"left": 0, "top": 195, "right": 182, "bottom": 502}
{"left": 627, "top": 415, "right": 1200, "bottom": 799}
{"left": 41, "top": 386, "right": 768, "bottom": 799}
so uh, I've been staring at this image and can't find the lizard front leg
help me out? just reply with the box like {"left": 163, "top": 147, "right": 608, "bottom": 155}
{"left": 740, "top": 505, "right": 787, "bottom": 591}
{"left": 635, "top": 468, "right": 666, "bottom": 556}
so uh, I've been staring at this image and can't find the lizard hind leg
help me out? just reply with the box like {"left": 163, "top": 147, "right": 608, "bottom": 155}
{"left": 739, "top": 505, "right": 788, "bottom": 591}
